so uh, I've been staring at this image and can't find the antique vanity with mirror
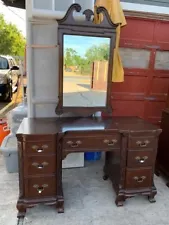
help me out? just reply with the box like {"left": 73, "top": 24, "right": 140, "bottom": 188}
{"left": 16, "top": 4, "right": 162, "bottom": 218}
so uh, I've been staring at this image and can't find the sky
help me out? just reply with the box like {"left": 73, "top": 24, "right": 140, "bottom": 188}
{"left": 0, "top": 0, "right": 26, "bottom": 36}
{"left": 64, "top": 35, "right": 110, "bottom": 57}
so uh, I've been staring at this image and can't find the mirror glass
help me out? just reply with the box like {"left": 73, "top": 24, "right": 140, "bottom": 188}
{"left": 63, "top": 35, "right": 111, "bottom": 107}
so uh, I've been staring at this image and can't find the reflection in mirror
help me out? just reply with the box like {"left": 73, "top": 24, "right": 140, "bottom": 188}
{"left": 63, "top": 35, "right": 110, "bottom": 107}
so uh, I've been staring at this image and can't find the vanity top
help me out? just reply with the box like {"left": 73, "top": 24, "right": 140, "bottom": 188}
{"left": 17, "top": 117, "right": 161, "bottom": 135}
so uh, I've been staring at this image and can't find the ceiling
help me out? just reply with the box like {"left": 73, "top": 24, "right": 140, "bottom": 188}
{"left": 2, "top": 0, "right": 25, "bottom": 9}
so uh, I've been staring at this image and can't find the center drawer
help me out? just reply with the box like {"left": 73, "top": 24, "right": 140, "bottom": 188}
{"left": 24, "top": 176, "right": 56, "bottom": 198}
{"left": 62, "top": 134, "right": 120, "bottom": 151}
{"left": 24, "top": 155, "right": 56, "bottom": 176}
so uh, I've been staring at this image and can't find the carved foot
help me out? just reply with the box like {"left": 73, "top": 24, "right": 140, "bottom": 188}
{"left": 103, "top": 174, "right": 109, "bottom": 181}
{"left": 148, "top": 196, "right": 156, "bottom": 203}
{"left": 57, "top": 199, "right": 64, "bottom": 213}
{"left": 115, "top": 195, "right": 125, "bottom": 207}
{"left": 17, "top": 203, "right": 26, "bottom": 218}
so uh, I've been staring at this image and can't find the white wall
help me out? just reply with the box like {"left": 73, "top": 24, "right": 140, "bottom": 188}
{"left": 121, "top": 1, "right": 169, "bottom": 15}
{"left": 31, "top": 21, "right": 58, "bottom": 117}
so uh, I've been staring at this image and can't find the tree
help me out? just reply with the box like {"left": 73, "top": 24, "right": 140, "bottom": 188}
{"left": 64, "top": 43, "right": 109, "bottom": 75}
{"left": 85, "top": 43, "right": 109, "bottom": 63}
{"left": 0, "top": 14, "right": 26, "bottom": 56}
{"left": 64, "top": 48, "right": 78, "bottom": 68}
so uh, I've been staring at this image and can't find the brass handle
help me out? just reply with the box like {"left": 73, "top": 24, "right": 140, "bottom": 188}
{"left": 104, "top": 139, "right": 117, "bottom": 146}
{"left": 136, "top": 140, "right": 150, "bottom": 148}
{"left": 33, "top": 184, "right": 48, "bottom": 194}
{"left": 37, "top": 149, "right": 44, "bottom": 153}
{"left": 67, "top": 140, "right": 82, "bottom": 148}
{"left": 32, "top": 144, "right": 48, "bottom": 153}
{"left": 135, "top": 156, "right": 148, "bottom": 163}
{"left": 32, "top": 162, "right": 49, "bottom": 169}
{"left": 133, "top": 176, "right": 146, "bottom": 183}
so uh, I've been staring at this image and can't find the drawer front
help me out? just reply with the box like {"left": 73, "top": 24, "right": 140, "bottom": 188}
{"left": 125, "top": 168, "right": 152, "bottom": 189}
{"left": 62, "top": 134, "right": 120, "bottom": 151}
{"left": 24, "top": 155, "right": 56, "bottom": 176}
{"left": 128, "top": 136, "right": 155, "bottom": 150}
{"left": 25, "top": 176, "right": 56, "bottom": 198}
{"left": 24, "top": 141, "right": 55, "bottom": 155}
{"left": 127, "top": 150, "right": 154, "bottom": 168}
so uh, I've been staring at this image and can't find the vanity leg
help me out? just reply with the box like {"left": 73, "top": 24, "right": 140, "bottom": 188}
{"left": 148, "top": 184, "right": 157, "bottom": 203}
{"left": 57, "top": 197, "right": 64, "bottom": 213}
{"left": 17, "top": 202, "right": 26, "bottom": 218}
{"left": 148, "top": 190, "right": 156, "bottom": 203}
{"left": 148, "top": 195, "right": 156, "bottom": 203}
{"left": 115, "top": 194, "right": 125, "bottom": 207}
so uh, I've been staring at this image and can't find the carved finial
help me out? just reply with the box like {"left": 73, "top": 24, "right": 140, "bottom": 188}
{"left": 83, "top": 9, "right": 94, "bottom": 21}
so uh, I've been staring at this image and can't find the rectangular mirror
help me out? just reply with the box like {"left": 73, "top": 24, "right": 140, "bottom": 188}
{"left": 63, "top": 35, "right": 111, "bottom": 107}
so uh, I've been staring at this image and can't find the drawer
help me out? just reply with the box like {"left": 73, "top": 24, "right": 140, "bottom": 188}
{"left": 127, "top": 150, "right": 154, "bottom": 168}
{"left": 62, "top": 134, "right": 120, "bottom": 151}
{"left": 128, "top": 136, "right": 155, "bottom": 150}
{"left": 25, "top": 176, "right": 56, "bottom": 198}
{"left": 125, "top": 168, "right": 152, "bottom": 189}
{"left": 24, "top": 141, "right": 55, "bottom": 155}
{"left": 24, "top": 155, "right": 56, "bottom": 176}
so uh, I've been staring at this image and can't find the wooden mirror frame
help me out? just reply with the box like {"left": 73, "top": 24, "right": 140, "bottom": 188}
{"left": 55, "top": 3, "right": 118, "bottom": 116}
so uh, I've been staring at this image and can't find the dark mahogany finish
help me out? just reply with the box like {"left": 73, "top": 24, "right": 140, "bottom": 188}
{"left": 156, "top": 109, "right": 169, "bottom": 186}
{"left": 16, "top": 4, "right": 162, "bottom": 219}
{"left": 16, "top": 116, "right": 161, "bottom": 217}
{"left": 55, "top": 3, "right": 118, "bottom": 116}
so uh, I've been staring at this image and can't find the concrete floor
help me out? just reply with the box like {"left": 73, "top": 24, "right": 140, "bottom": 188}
{"left": 0, "top": 153, "right": 169, "bottom": 225}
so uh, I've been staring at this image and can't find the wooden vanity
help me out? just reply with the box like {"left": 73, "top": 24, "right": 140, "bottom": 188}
{"left": 16, "top": 4, "right": 162, "bottom": 218}
{"left": 16, "top": 116, "right": 161, "bottom": 217}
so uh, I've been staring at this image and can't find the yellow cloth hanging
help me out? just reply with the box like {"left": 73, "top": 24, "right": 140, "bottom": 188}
{"left": 94, "top": 0, "right": 127, "bottom": 82}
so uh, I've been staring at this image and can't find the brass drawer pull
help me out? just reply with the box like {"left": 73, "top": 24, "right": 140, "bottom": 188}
{"left": 135, "top": 156, "right": 148, "bottom": 164}
{"left": 104, "top": 139, "right": 117, "bottom": 146}
{"left": 33, "top": 184, "right": 48, "bottom": 194}
{"left": 37, "top": 149, "right": 44, "bottom": 153}
{"left": 133, "top": 176, "right": 146, "bottom": 183}
{"left": 67, "top": 140, "right": 82, "bottom": 148}
{"left": 32, "top": 144, "right": 48, "bottom": 153}
{"left": 136, "top": 140, "right": 150, "bottom": 148}
{"left": 32, "top": 162, "right": 49, "bottom": 169}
